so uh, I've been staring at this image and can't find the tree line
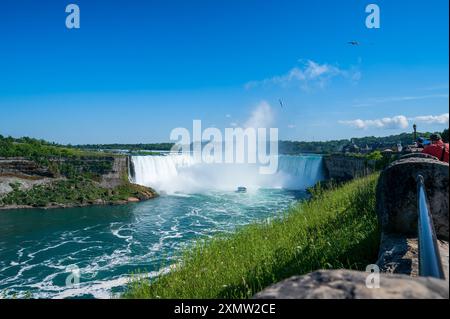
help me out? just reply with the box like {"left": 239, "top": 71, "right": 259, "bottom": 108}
{"left": 279, "top": 130, "right": 448, "bottom": 154}
{"left": 0, "top": 135, "right": 99, "bottom": 158}
{"left": 1, "top": 129, "right": 448, "bottom": 158}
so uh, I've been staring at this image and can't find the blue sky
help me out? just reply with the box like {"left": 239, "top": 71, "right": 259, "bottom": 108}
{"left": 0, "top": 0, "right": 448, "bottom": 144}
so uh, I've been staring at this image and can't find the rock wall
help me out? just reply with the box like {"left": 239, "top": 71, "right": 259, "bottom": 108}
{"left": 0, "top": 157, "right": 54, "bottom": 178}
{"left": 0, "top": 156, "right": 130, "bottom": 189}
{"left": 376, "top": 156, "right": 449, "bottom": 239}
{"left": 323, "top": 154, "right": 374, "bottom": 182}
{"left": 99, "top": 156, "right": 129, "bottom": 188}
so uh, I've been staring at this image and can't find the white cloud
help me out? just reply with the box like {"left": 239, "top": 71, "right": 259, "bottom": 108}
{"left": 339, "top": 113, "right": 449, "bottom": 130}
{"left": 339, "top": 115, "right": 409, "bottom": 130}
{"left": 412, "top": 113, "right": 449, "bottom": 124}
{"left": 245, "top": 59, "right": 360, "bottom": 91}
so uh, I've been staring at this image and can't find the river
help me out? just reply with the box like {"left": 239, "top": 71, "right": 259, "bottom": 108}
{"left": 0, "top": 154, "right": 324, "bottom": 298}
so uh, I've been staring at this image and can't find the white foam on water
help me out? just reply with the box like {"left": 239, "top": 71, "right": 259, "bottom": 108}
{"left": 24, "top": 266, "right": 174, "bottom": 299}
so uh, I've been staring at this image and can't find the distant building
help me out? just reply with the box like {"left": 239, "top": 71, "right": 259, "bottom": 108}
{"left": 342, "top": 142, "right": 360, "bottom": 154}
{"left": 360, "top": 144, "right": 372, "bottom": 154}
{"left": 368, "top": 142, "right": 383, "bottom": 151}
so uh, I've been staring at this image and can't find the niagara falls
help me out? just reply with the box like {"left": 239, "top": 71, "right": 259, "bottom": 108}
{"left": 0, "top": 153, "right": 325, "bottom": 298}
{"left": 2, "top": 0, "right": 448, "bottom": 306}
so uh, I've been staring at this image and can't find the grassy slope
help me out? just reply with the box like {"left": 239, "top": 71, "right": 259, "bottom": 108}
{"left": 124, "top": 173, "right": 380, "bottom": 299}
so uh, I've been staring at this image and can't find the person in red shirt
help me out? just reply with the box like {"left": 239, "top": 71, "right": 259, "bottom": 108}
{"left": 422, "top": 133, "right": 449, "bottom": 163}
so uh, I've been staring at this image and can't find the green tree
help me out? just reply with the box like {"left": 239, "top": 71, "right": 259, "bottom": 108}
{"left": 366, "top": 150, "right": 383, "bottom": 161}
{"left": 442, "top": 129, "right": 449, "bottom": 143}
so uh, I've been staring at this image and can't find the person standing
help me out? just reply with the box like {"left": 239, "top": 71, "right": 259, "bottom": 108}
{"left": 422, "top": 134, "right": 449, "bottom": 163}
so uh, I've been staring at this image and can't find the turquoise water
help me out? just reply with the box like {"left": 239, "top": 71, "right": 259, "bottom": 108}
{"left": 0, "top": 188, "right": 307, "bottom": 298}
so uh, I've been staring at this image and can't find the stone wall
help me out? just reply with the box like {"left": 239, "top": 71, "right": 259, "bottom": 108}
{"left": 323, "top": 154, "right": 374, "bottom": 182}
{"left": 0, "top": 157, "right": 54, "bottom": 178}
{"left": 376, "top": 156, "right": 449, "bottom": 239}
{"left": 375, "top": 155, "right": 449, "bottom": 278}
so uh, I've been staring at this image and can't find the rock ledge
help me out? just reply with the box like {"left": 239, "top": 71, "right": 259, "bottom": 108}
{"left": 253, "top": 270, "right": 449, "bottom": 299}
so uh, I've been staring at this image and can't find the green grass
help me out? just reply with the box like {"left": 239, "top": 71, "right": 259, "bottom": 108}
{"left": 124, "top": 173, "right": 380, "bottom": 299}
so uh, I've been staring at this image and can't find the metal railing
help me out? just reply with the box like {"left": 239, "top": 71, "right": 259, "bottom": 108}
{"left": 416, "top": 175, "right": 445, "bottom": 279}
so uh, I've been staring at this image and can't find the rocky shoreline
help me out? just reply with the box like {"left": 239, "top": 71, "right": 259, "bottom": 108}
{"left": 0, "top": 194, "right": 157, "bottom": 211}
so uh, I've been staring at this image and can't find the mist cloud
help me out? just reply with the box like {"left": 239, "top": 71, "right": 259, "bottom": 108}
{"left": 244, "top": 101, "right": 275, "bottom": 129}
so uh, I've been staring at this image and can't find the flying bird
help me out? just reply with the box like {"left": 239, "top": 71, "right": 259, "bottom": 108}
{"left": 348, "top": 41, "right": 359, "bottom": 46}
{"left": 279, "top": 99, "right": 284, "bottom": 108}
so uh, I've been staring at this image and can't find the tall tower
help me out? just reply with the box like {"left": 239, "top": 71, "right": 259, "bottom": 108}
{"left": 413, "top": 123, "right": 417, "bottom": 142}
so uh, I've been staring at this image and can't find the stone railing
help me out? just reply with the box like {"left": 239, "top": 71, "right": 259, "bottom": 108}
{"left": 375, "top": 155, "right": 449, "bottom": 278}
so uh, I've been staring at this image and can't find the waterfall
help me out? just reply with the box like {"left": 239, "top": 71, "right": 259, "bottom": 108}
{"left": 275, "top": 155, "right": 325, "bottom": 189}
{"left": 131, "top": 154, "right": 196, "bottom": 190}
{"left": 131, "top": 154, "right": 324, "bottom": 194}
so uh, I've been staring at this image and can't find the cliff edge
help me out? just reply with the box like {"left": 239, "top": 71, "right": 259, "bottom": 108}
{"left": 0, "top": 156, "right": 157, "bottom": 210}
